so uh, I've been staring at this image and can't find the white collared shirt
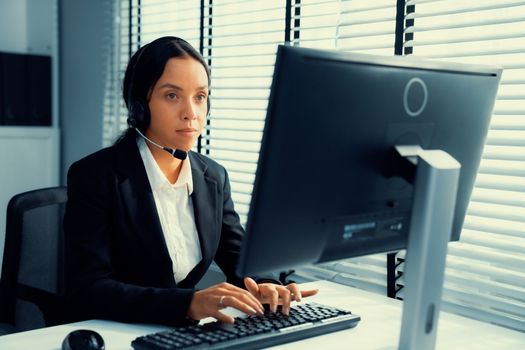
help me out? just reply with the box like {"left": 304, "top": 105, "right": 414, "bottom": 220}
{"left": 137, "top": 137, "right": 202, "bottom": 283}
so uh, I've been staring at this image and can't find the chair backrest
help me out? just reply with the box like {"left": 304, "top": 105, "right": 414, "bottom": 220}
{"left": 0, "top": 186, "right": 67, "bottom": 332}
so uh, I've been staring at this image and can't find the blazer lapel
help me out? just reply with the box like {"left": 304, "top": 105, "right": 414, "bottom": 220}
{"left": 178, "top": 152, "right": 220, "bottom": 287}
{"left": 115, "top": 135, "right": 175, "bottom": 286}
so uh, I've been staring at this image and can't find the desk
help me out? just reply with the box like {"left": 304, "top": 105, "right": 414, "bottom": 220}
{"left": 0, "top": 280, "right": 523, "bottom": 349}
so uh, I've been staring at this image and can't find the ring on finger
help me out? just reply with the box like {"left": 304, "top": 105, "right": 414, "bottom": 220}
{"left": 219, "top": 295, "right": 226, "bottom": 308}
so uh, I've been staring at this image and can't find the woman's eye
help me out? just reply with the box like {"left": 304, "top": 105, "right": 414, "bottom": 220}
{"left": 166, "top": 93, "right": 177, "bottom": 100}
{"left": 196, "top": 95, "right": 207, "bottom": 102}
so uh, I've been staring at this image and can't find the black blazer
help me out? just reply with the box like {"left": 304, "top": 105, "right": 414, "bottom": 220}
{"left": 64, "top": 134, "right": 248, "bottom": 325}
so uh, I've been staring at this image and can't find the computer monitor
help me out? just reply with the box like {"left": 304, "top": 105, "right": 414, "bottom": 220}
{"left": 236, "top": 45, "right": 501, "bottom": 349}
{"left": 237, "top": 45, "right": 501, "bottom": 277}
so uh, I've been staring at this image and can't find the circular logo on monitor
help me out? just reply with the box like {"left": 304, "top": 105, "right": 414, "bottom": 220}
{"left": 403, "top": 77, "right": 428, "bottom": 117}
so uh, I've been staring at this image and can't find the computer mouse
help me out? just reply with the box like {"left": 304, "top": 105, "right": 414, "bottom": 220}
{"left": 61, "top": 329, "right": 105, "bottom": 350}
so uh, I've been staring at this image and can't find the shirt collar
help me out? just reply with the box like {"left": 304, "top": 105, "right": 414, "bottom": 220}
{"left": 137, "top": 137, "right": 193, "bottom": 195}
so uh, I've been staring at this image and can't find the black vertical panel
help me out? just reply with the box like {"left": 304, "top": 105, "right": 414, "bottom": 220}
{"left": 293, "top": 0, "right": 301, "bottom": 42}
{"left": 394, "top": 0, "right": 405, "bottom": 56}
{"left": 1, "top": 53, "right": 28, "bottom": 125}
{"left": 388, "top": 0, "right": 406, "bottom": 298}
{"left": 26, "top": 55, "right": 52, "bottom": 126}
{"left": 137, "top": 0, "right": 142, "bottom": 48}
{"left": 128, "top": 0, "right": 133, "bottom": 59}
{"left": 205, "top": 0, "right": 212, "bottom": 156}
{"left": 285, "top": 1, "right": 301, "bottom": 45}
{"left": 404, "top": 5, "right": 415, "bottom": 55}
{"left": 285, "top": 0, "right": 291, "bottom": 44}
{"left": 387, "top": 252, "right": 397, "bottom": 297}
{"left": 197, "top": 0, "right": 205, "bottom": 153}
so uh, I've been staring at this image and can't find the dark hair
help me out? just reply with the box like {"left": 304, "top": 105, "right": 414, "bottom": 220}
{"left": 116, "top": 36, "right": 210, "bottom": 143}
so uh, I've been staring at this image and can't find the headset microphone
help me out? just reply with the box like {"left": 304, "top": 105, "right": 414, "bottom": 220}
{"left": 134, "top": 128, "right": 188, "bottom": 160}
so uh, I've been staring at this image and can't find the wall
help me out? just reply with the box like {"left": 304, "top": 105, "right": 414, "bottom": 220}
{"left": 1, "top": 0, "right": 115, "bottom": 274}
{"left": 0, "top": 0, "right": 59, "bottom": 274}
{"left": 60, "top": 0, "right": 113, "bottom": 180}
{"left": 0, "top": 0, "right": 27, "bottom": 53}
{"left": 0, "top": 0, "right": 56, "bottom": 55}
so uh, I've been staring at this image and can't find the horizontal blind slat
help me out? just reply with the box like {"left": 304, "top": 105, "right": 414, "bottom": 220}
{"left": 396, "top": 268, "right": 524, "bottom": 301}
{"left": 402, "top": 0, "right": 525, "bottom": 332}
{"left": 440, "top": 301, "right": 525, "bottom": 332}
{"left": 405, "top": 0, "right": 525, "bottom": 19}
{"left": 459, "top": 229, "right": 525, "bottom": 255}
{"left": 470, "top": 188, "right": 525, "bottom": 207}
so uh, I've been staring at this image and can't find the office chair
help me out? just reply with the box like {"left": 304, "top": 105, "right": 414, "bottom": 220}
{"left": 0, "top": 186, "right": 67, "bottom": 334}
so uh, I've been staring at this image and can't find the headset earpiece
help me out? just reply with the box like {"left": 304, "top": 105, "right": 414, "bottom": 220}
{"left": 127, "top": 100, "right": 150, "bottom": 130}
{"left": 127, "top": 116, "right": 137, "bottom": 129}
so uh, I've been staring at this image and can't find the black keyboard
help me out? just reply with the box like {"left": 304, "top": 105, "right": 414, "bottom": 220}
{"left": 131, "top": 302, "right": 360, "bottom": 350}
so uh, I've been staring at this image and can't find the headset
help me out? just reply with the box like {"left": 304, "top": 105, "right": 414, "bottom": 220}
{"left": 125, "top": 37, "right": 210, "bottom": 160}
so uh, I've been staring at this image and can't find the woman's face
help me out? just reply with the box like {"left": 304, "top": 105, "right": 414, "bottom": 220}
{"left": 146, "top": 56, "right": 209, "bottom": 152}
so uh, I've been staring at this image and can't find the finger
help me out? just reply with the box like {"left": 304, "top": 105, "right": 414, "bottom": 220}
{"left": 279, "top": 288, "right": 292, "bottom": 315}
{"left": 286, "top": 283, "right": 302, "bottom": 302}
{"left": 223, "top": 283, "right": 264, "bottom": 312}
{"left": 211, "top": 309, "right": 235, "bottom": 324}
{"left": 244, "top": 277, "right": 260, "bottom": 297}
{"left": 299, "top": 289, "right": 319, "bottom": 298}
{"left": 266, "top": 289, "right": 279, "bottom": 313}
{"left": 228, "top": 290, "right": 264, "bottom": 315}
{"left": 222, "top": 295, "right": 259, "bottom": 317}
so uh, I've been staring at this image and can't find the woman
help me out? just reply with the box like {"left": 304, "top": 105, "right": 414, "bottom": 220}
{"left": 64, "top": 36, "right": 317, "bottom": 326}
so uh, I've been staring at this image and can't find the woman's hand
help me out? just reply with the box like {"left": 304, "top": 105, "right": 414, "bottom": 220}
{"left": 187, "top": 282, "right": 265, "bottom": 324}
{"left": 244, "top": 277, "right": 319, "bottom": 315}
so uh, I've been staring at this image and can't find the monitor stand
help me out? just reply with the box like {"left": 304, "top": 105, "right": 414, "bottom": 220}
{"left": 395, "top": 145, "right": 460, "bottom": 350}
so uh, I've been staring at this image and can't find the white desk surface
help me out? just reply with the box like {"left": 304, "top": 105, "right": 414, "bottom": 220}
{"left": 0, "top": 280, "right": 523, "bottom": 349}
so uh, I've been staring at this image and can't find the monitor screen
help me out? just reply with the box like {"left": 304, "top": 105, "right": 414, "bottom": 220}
{"left": 237, "top": 45, "right": 501, "bottom": 276}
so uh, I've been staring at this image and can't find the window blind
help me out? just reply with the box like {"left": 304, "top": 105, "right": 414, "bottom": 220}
{"left": 337, "top": 0, "right": 398, "bottom": 55}
{"left": 395, "top": 0, "right": 525, "bottom": 331}
{"left": 289, "top": 0, "right": 340, "bottom": 50}
{"left": 104, "top": 0, "right": 525, "bottom": 331}
{"left": 104, "top": 0, "right": 139, "bottom": 146}
{"left": 103, "top": 0, "right": 202, "bottom": 147}
{"left": 293, "top": 0, "right": 399, "bottom": 296}
{"left": 102, "top": 0, "right": 122, "bottom": 147}
{"left": 201, "top": 0, "right": 287, "bottom": 225}
{"left": 132, "top": 0, "right": 202, "bottom": 151}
